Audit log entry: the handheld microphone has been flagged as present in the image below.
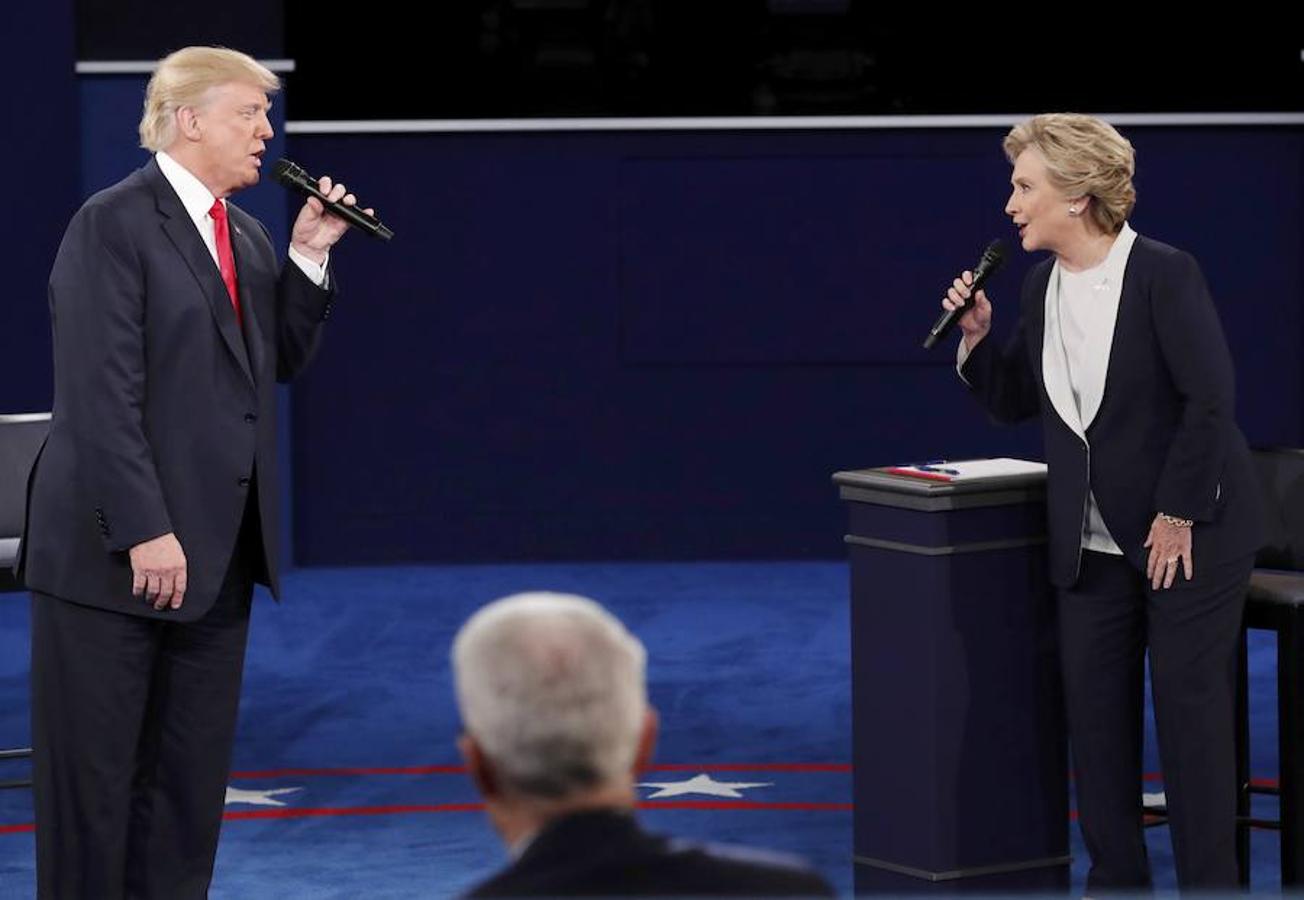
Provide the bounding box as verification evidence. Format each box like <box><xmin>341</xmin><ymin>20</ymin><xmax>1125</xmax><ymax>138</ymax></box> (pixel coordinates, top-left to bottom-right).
<box><xmin>271</xmin><ymin>158</ymin><xmax>394</xmax><ymax>241</ymax></box>
<box><xmin>922</xmin><ymin>240</ymin><xmax>1006</xmax><ymax>349</ymax></box>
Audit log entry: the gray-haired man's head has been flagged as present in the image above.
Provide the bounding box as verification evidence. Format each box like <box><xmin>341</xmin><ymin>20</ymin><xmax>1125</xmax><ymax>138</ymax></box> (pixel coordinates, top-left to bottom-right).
<box><xmin>452</xmin><ymin>592</ymin><xmax>651</xmax><ymax>803</ymax></box>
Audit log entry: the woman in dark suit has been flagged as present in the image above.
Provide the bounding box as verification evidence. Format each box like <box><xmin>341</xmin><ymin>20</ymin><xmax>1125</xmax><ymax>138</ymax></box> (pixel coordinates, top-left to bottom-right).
<box><xmin>942</xmin><ymin>113</ymin><xmax>1262</xmax><ymax>892</ymax></box>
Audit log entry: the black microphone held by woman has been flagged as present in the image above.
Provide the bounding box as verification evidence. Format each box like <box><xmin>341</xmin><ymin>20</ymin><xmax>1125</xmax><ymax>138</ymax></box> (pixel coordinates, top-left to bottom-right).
<box><xmin>272</xmin><ymin>158</ymin><xmax>394</xmax><ymax>241</ymax></box>
<box><xmin>922</xmin><ymin>240</ymin><xmax>1005</xmax><ymax>349</ymax></box>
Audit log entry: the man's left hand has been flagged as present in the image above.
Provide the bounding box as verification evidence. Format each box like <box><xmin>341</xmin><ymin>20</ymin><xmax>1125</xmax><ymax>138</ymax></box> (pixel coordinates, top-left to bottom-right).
<box><xmin>289</xmin><ymin>175</ymin><xmax>375</xmax><ymax>264</ymax></box>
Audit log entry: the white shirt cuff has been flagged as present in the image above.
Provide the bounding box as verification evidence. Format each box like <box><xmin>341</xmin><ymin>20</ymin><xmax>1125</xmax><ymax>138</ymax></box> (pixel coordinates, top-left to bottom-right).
<box><xmin>288</xmin><ymin>247</ymin><xmax>330</xmax><ymax>288</ymax></box>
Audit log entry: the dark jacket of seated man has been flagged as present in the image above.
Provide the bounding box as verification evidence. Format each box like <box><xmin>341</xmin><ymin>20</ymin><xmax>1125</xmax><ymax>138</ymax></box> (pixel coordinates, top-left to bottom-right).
<box><xmin>466</xmin><ymin>808</ymin><xmax>833</xmax><ymax>897</ymax></box>
<box><xmin>452</xmin><ymin>592</ymin><xmax>834</xmax><ymax>899</ymax></box>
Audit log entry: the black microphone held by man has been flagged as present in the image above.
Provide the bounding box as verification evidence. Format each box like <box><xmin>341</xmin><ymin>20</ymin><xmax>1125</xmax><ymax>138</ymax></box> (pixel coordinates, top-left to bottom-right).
<box><xmin>272</xmin><ymin>157</ymin><xmax>395</xmax><ymax>241</ymax></box>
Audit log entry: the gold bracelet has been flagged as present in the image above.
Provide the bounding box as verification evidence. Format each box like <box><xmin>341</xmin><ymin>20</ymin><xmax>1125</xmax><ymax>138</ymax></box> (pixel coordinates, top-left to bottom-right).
<box><xmin>1158</xmin><ymin>513</ymin><xmax>1193</xmax><ymax>528</ymax></box>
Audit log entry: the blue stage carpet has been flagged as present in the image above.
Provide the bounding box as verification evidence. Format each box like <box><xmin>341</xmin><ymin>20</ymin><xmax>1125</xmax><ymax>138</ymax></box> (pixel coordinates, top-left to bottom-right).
<box><xmin>0</xmin><ymin>562</ymin><xmax>1285</xmax><ymax>896</ymax></box>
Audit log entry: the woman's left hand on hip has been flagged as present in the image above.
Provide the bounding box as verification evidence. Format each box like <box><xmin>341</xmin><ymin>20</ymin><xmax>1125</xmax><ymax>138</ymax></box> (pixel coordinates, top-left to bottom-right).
<box><xmin>1144</xmin><ymin>515</ymin><xmax>1194</xmax><ymax>590</ymax></box>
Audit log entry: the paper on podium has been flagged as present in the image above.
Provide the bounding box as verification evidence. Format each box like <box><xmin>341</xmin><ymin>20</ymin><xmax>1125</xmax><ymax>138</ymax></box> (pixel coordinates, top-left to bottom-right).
<box><xmin>882</xmin><ymin>457</ymin><xmax>1047</xmax><ymax>483</ymax></box>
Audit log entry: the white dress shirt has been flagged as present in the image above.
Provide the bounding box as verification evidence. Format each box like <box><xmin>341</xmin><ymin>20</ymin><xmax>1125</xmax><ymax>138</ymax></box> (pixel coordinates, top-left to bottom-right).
<box><xmin>155</xmin><ymin>150</ymin><xmax>328</xmax><ymax>287</ymax></box>
<box><xmin>1045</xmin><ymin>224</ymin><xmax>1137</xmax><ymax>553</ymax></box>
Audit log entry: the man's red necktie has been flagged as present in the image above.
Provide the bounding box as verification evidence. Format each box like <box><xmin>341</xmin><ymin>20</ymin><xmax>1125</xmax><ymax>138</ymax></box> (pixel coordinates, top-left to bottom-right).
<box><xmin>208</xmin><ymin>199</ymin><xmax>241</xmax><ymax>325</ymax></box>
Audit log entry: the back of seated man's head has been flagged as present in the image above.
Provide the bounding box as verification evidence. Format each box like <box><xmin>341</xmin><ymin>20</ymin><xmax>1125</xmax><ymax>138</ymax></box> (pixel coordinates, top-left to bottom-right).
<box><xmin>452</xmin><ymin>592</ymin><xmax>654</xmax><ymax>826</ymax></box>
<box><xmin>452</xmin><ymin>593</ymin><xmax>834</xmax><ymax>898</ymax></box>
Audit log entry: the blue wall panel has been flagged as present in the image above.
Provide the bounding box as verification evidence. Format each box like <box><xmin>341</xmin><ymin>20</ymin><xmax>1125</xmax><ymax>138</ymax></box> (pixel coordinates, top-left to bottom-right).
<box><xmin>0</xmin><ymin>1</ymin><xmax>78</xmax><ymax>414</ymax></box>
<box><xmin>287</xmin><ymin>127</ymin><xmax>1301</xmax><ymax>563</ymax></box>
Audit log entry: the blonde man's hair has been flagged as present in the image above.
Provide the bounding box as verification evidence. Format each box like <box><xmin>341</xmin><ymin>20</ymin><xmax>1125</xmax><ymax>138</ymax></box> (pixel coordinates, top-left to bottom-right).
<box><xmin>139</xmin><ymin>46</ymin><xmax>279</xmax><ymax>152</ymax></box>
<box><xmin>1003</xmin><ymin>113</ymin><xmax>1136</xmax><ymax>234</ymax></box>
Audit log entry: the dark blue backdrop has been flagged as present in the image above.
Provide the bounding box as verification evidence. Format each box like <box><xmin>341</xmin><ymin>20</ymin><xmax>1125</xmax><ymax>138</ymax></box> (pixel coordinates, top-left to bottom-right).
<box><xmin>1</xmin><ymin>1</ymin><xmax>78</xmax><ymax>415</ymax></box>
<box><xmin>286</xmin><ymin>127</ymin><xmax>1302</xmax><ymax>562</ymax></box>
<box><xmin>4</xmin><ymin>4</ymin><xmax>1300</xmax><ymax>563</ymax></box>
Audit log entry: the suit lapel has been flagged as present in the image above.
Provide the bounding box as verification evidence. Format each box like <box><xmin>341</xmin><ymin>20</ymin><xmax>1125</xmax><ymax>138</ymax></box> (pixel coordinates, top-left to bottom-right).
<box><xmin>1019</xmin><ymin>261</ymin><xmax>1081</xmax><ymax>434</ymax></box>
<box><xmin>146</xmin><ymin>161</ymin><xmax>255</xmax><ymax>387</ymax></box>
<box><xmin>1040</xmin><ymin>264</ymin><xmax>1086</xmax><ymax>439</ymax></box>
<box><xmin>1092</xmin><ymin>237</ymin><xmax>1144</xmax><ymax>430</ymax></box>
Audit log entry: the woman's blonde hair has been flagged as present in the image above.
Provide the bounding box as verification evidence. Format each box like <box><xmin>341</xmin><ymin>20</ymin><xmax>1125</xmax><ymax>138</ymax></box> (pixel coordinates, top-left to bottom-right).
<box><xmin>1004</xmin><ymin>113</ymin><xmax>1136</xmax><ymax>234</ymax></box>
<box><xmin>139</xmin><ymin>46</ymin><xmax>279</xmax><ymax>152</ymax></box>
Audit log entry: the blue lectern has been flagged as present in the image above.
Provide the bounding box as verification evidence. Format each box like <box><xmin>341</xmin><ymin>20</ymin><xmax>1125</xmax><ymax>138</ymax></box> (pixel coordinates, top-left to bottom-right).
<box><xmin>832</xmin><ymin>465</ymin><xmax>1069</xmax><ymax>893</ymax></box>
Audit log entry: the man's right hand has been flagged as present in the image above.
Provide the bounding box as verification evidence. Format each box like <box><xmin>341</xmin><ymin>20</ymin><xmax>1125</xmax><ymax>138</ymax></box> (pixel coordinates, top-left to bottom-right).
<box><xmin>942</xmin><ymin>270</ymin><xmax>993</xmax><ymax>350</ymax></box>
<box><xmin>129</xmin><ymin>532</ymin><xmax>187</xmax><ymax>611</ymax></box>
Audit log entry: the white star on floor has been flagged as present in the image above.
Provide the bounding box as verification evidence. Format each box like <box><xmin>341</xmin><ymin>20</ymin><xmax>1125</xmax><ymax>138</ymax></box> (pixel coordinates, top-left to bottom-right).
<box><xmin>638</xmin><ymin>773</ymin><xmax>773</xmax><ymax>799</ymax></box>
<box><xmin>224</xmin><ymin>786</ymin><xmax>303</xmax><ymax>807</ymax></box>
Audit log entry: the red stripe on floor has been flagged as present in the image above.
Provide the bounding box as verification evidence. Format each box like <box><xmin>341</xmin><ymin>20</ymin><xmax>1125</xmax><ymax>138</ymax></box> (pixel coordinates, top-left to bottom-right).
<box><xmin>4</xmin><ymin>769</ymin><xmax>1285</xmax><ymax>833</ymax></box>
<box><xmin>229</xmin><ymin>762</ymin><xmax>852</xmax><ymax>779</ymax></box>
<box><xmin>641</xmin><ymin>801</ymin><xmax>853</xmax><ymax>811</ymax></box>
<box><xmin>224</xmin><ymin>803</ymin><xmax>484</xmax><ymax>820</ymax></box>
<box><xmin>222</xmin><ymin>800</ymin><xmax>852</xmax><ymax>821</ymax></box>
<box><xmin>230</xmin><ymin>765</ymin><xmax>467</xmax><ymax>778</ymax></box>
<box><xmin>230</xmin><ymin>765</ymin><xmax>1280</xmax><ymax>783</ymax></box>
<box><xmin>646</xmin><ymin>763</ymin><xmax>851</xmax><ymax>773</ymax></box>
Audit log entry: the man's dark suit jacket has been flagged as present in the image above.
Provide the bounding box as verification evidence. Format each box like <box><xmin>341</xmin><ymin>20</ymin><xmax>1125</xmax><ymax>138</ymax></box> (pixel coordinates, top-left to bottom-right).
<box><xmin>466</xmin><ymin>809</ymin><xmax>834</xmax><ymax>897</ymax></box>
<box><xmin>19</xmin><ymin>156</ymin><xmax>335</xmax><ymax>620</ymax></box>
<box><xmin>961</xmin><ymin>235</ymin><xmax>1262</xmax><ymax>587</ymax></box>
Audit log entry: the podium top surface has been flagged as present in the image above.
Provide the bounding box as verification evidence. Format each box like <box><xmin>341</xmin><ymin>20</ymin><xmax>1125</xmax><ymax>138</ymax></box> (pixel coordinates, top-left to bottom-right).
<box><xmin>832</xmin><ymin>460</ymin><xmax>1047</xmax><ymax>511</ymax></box>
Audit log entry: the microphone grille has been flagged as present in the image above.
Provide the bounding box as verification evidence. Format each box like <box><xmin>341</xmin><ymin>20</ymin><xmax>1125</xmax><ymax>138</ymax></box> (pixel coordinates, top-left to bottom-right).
<box><xmin>270</xmin><ymin>158</ymin><xmax>302</xmax><ymax>186</ymax></box>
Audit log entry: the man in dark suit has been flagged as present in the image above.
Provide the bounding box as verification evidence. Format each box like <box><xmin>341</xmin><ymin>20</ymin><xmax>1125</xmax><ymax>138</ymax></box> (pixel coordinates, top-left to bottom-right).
<box><xmin>451</xmin><ymin>592</ymin><xmax>834</xmax><ymax>897</ymax></box>
<box><xmin>18</xmin><ymin>46</ymin><xmax>368</xmax><ymax>898</ymax></box>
